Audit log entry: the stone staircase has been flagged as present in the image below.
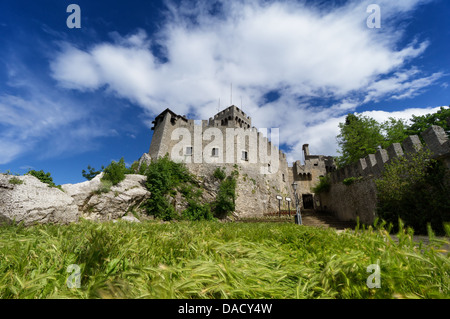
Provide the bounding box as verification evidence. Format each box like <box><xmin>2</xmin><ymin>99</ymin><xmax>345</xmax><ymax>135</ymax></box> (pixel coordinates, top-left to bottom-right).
<box><xmin>238</xmin><ymin>209</ymin><xmax>356</xmax><ymax>230</ymax></box>
<box><xmin>300</xmin><ymin>209</ymin><xmax>356</xmax><ymax>230</ymax></box>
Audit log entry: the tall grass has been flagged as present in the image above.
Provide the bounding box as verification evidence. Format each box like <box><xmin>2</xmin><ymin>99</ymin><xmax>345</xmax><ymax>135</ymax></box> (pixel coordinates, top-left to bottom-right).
<box><xmin>0</xmin><ymin>220</ymin><xmax>448</xmax><ymax>299</ymax></box>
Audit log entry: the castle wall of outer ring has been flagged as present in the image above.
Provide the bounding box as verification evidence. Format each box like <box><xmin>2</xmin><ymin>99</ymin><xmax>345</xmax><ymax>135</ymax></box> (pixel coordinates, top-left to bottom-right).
<box><xmin>318</xmin><ymin>125</ymin><xmax>450</xmax><ymax>225</ymax></box>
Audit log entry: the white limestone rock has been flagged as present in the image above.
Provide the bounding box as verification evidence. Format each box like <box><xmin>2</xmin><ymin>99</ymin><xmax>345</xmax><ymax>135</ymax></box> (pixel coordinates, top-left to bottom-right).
<box><xmin>63</xmin><ymin>174</ymin><xmax>151</xmax><ymax>221</ymax></box>
<box><xmin>0</xmin><ymin>174</ymin><xmax>79</xmax><ymax>226</ymax></box>
<box><xmin>62</xmin><ymin>172</ymin><xmax>104</xmax><ymax>208</ymax></box>
<box><xmin>121</xmin><ymin>215</ymin><xmax>141</xmax><ymax>223</ymax></box>
<box><xmin>137</xmin><ymin>153</ymin><xmax>152</xmax><ymax>171</ymax></box>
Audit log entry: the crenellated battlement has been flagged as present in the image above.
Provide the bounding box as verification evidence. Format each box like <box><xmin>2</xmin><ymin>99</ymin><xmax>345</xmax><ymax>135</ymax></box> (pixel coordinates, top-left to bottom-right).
<box><xmin>328</xmin><ymin>125</ymin><xmax>450</xmax><ymax>184</ymax></box>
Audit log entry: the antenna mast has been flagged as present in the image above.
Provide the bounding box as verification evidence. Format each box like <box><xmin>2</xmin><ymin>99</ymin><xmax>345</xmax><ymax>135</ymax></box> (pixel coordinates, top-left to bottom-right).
<box><xmin>230</xmin><ymin>83</ymin><xmax>232</xmax><ymax>105</ymax></box>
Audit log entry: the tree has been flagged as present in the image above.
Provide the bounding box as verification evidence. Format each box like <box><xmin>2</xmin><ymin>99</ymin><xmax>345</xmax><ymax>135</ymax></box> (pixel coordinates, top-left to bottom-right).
<box><xmin>336</xmin><ymin>114</ymin><xmax>384</xmax><ymax>167</ymax></box>
<box><xmin>406</xmin><ymin>106</ymin><xmax>450</xmax><ymax>138</ymax></box>
<box><xmin>82</xmin><ymin>165</ymin><xmax>104</xmax><ymax>181</ymax></box>
<box><xmin>381</xmin><ymin>117</ymin><xmax>409</xmax><ymax>147</ymax></box>
<box><xmin>336</xmin><ymin>114</ymin><xmax>409</xmax><ymax>167</ymax></box>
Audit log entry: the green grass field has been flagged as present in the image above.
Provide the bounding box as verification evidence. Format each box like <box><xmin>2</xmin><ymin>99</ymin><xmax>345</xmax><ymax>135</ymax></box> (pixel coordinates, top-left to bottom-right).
<box><xmin>0</xmin><ymin>219</ymin><xmax>448</xmax><ymax>299</ymax></box>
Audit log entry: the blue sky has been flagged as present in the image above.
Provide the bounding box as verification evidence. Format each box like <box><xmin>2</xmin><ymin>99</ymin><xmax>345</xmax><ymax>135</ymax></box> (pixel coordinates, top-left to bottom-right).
<box><xmin>0</xmin><ymin>0</ymin><xmax>449</xmax><ymax>185</ymax></box>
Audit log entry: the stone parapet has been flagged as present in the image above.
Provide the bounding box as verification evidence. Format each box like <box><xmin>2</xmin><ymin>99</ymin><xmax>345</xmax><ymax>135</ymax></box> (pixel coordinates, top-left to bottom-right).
<box><xmin>328</xmin><ymin>125</ymin><xmax>450</xmax><ymax>183</ymax></box>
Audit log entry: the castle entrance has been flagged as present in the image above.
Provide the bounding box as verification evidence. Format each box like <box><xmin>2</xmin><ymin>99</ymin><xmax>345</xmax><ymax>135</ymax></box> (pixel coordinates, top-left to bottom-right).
<box><xmin>302</xmin><ymin>194</ymin><xmax>314</xmax><ymax>210</ymax></box>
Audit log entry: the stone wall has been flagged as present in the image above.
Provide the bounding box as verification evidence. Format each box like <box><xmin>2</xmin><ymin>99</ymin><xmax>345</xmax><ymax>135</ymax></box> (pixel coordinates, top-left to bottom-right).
<box><xmin>319</xmin><ymin>125</ymin><xmax>450</xmax><ymax>225</ymax></box>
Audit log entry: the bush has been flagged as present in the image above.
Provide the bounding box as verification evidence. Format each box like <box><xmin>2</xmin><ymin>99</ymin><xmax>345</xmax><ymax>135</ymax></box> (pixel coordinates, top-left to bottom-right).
<box><xmin>27</xmin><ymin>170</ymin><xmax>56</xmax><ymax>188</ymax></box>
<box><xmin>311</xmin><ymin>175</ymin><xmax>331</xmax><ymax>193</ymax></box>
<box><xmin>213</xmin><ymin>167</ymin><xmax>226</xmax><ymax>181</ymax></box>
<box><xmin>212</xmin><ymin>170</ymin><xmax>238</xmax><ymax>218</ymax></box>
<box><xmin>82</xmin><ymin>165</ymin><xmax>104</xmax><ymax>181</ymax></box>
<box><xmin>8</xmin><ymin>177</ymin><xmax>23</xmax><ymax>185</ymax></box>
<box><xmin>102</xmin><ymin>158</ymin><xmax>129</xmax><ymax>186</ymax></box>
<box><xmin>375</xmin><ymin>149</ymin><xmax>450</xmax><ymax>235</ymax></box>
<box><xmin>342</xmin><ymin>176</ymin><xmax>362</xmax><ymax>186</ymax></box>
<box><xmin>95</xmin><ymin>179</ymin><xmax>113</xmax><ymax>194</ymax></box>
<box><xmin>182</xmin><ymin>201</ymin><xmax>213</xmax><ymax>221</ymax></box>
<box><xmin>144</xmin><ymin>155</ymin><xmax>197</xmax><ymax>220</ymax></box>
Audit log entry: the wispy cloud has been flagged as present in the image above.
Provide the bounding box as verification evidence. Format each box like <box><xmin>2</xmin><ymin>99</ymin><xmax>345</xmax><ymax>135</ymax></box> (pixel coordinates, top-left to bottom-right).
<box><xmin>48</xmin><ymin>0</ymin><xmax>443</xmax><ymax>162</ymax></box>
<box><xmin>0</xmin><ymin>0</ymin><xmax>443</xmax><ymax>166</ymax></box>
<box><xmin>0</xmin><ymin>61</ymin><xmax>118</xmax><ymax>164</ymax></box>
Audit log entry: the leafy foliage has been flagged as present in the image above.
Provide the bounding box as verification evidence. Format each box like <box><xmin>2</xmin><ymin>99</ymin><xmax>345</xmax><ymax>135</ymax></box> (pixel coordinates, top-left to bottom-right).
<box><xmin>27</xmin><ymin>170</ymin><xmax>57</xmax><ymax>188</ymax></box>
<box><xmin>311</xmin><ymin>175</ymin><xmax>331</xmax><ymax>193</ymax></box>
<box><xmin>336</xmin><ymin>107</ymin><xmax>450</xmax><ymax>167</ymax></box>
<box><xmin>182</xmin><ymin>200</ymin><xmax>213</xmax><ymax>221</ymax></box>
<box><xmin>101</xmin><ymin>158</ymin><xmax>130</xmax><ymax>186</ymax></box>
<box><xmin>212</xmin><ymin>169</ymin><xmax>238</xmax><ymax>218</ymax></box>
<box><xmin>144</xmin><ymin>155</ymin><xmax>211</xmax><ymax>221</ymax></box>
<box><xmin>342</xmin><ymin>176</ymin><xmax>363</xmax><ymax>186</ymax></box>
<box><xmin>8</xmin><ymin>177</ymin><xmax>23</xmax><ymax>185</ymax></box>
<box><xmin>213</xmin><ymin>167</ymin><xmax>226</xmax><ymax>181</ymax></box>
<box><xmin>336</xmin><ymin>114</ymin><xmax>408</xmax><ymax>167</ymax></box>
<box><xmin>82</xmin><ymin>165</ymin><xmax>104</xmax><ymax>181</ymax></box>
<box><xmin>375</xmin><ymin>149</ymin><xmax>450</xmax><ymax>235</ymax></box>
<box><xmin>406</xmin><ymin>106</ymin><xmax>450</xmax><ymax>138</ymax></box>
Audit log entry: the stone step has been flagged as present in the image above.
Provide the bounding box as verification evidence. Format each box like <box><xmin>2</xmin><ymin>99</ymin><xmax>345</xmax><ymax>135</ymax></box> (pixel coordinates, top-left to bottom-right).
<box><xmin>239</xmin><ymin>210</ymin><xmax>356</xmax><ymax>230</ymax></box>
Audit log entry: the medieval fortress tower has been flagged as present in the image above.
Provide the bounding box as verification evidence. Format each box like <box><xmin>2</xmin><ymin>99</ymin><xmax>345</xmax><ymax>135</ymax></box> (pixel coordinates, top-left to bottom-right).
<box><xmin>148</xmin><ymin>105</ymin><xmax>335</xmax><ymax>216</ymax></box>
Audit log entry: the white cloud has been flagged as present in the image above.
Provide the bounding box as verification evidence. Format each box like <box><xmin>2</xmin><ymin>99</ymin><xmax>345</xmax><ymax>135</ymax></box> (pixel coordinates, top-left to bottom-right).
<box><xmin>47</xmin><ymin>0</ymin><xmax>444</xmax><ymax>164</ymax></box>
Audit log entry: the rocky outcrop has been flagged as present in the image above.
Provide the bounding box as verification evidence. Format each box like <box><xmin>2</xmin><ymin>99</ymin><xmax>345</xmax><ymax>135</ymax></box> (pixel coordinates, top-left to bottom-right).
<box><xmin>187</xmin><ymin>164</ymin><xmax>290</xmax><ymax>219</ymax></box>
<box><xmin>137</xmin><ymin>153</ymin><xmax>152</xmax><ymax>171</ymax></box>
<box><xmin>0</xmin><ymin>174</ymin><xmax>79</xmax><ymax>226</ymax></box>
<box><xmin>62</xmin><ymin>174</ymin><xmax>150</xmax><ymax>221</ymax></box>
<box><xmin>61</xmin><ymin>172</ymin><xmax>105</xmax><ymax>208</ymax></box>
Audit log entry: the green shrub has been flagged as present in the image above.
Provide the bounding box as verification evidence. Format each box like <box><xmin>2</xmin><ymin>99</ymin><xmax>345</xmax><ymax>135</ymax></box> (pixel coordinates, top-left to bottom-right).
<box><xmin>102</xmin><ymin>158</ymin><xmax>129</xmax><ymax>186</ymax></box>
<box><xmin>27</xmin><ymin>170</ymin><xmax>57</xmax><ymax>188</ymax></box>
<box><xmin>311</xmin><ymin>175</ymin><xmax>331</xmax><ymax>193</ymax></box>
<box><xmin>375</xmin><ymin>149</ymin><xmax>450</xmax><ymax>235</ymax></box>
<box><xmin>213</xmin><ymin>167</ymin><xmax>226</xmax><ymax>181</ymax></box>
<box><xmin>182</xmin><ymin>201</ymin><xmax>213</xmax><ymax>221</ymax></box>
<box><xmin>95</xmin><ymin>179</ymin><xmax>113</xmax><ymax>194</ymax></box>
<box><xmin>82</xmin><ymin>165</ymin><xmax>104</xmax><ymax>181</ymax></box>
<box><xmin>212</xmin><ymin>170</ymin><xmax>238</xmax><ymax>218</ymax></box>
<box><xmin>8</xmin><ymin>177</ymin><xmax>23</xmax><ymax>185</ymax></box>
<box><xmin>144</xmin><ymin>155</ymin><xmax>197</xmax><ymax>220</ymax></box>
<box><xmin>342</xmin><ymin>176</ymin><xmax>362</xmax><ymax>186</ymax></box>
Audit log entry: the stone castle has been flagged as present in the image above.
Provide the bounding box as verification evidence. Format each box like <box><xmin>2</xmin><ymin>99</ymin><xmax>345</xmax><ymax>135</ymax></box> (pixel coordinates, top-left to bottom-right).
<box><xmin>148</xmin><ymin>105</ymin><xmax>335</xmax><ymax>216</ymax></box>
<box><xmin>147</xmin><ymin>106</ymin><xmax>450</xmax><ymax>222</ymax></box>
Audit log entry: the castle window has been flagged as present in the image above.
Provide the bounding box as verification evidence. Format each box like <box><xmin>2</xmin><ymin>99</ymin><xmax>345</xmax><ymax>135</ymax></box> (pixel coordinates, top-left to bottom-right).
<box><xmin>241</xmin><ymin>151</ymin><xmax>248</xmax><ymax>161</ymax></box>
<box><xmin>212</xmin><ymin>148</ymin><xmax>219</xmax><ymax>157</ymax></box>
<box><xmin>185</xmin><ymin>147</ymin><xmax>193</xmax><ymax>156</ymax></box>
<box><xmin>282</xmin><ymin>174</ymin><xmax>285</xmax><ymax>182</ymax></box>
